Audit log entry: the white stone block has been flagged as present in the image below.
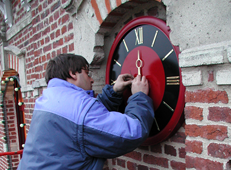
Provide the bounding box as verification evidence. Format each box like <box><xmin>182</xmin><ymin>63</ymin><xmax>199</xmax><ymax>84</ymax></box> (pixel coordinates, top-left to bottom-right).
<box><xmin>216</xmin><ymin>69</ymin><xmax>231</xmax><ymax>85</ymax></box>
<box><xmin>182</xmin><ymin>70</ymin><xmax>202</xmax><ymax>86</ymax></box>
<box><xmin>227</xmin><ymin>45</ymin><xmax>231</xmax><ymax>63</ymax></box>
<box><xmin>33</xmin><ymin>89</ymin><xmax>39</xmax><ymax>97</ymax></box>
<box><xmin>179</xmin><ymin>47</ymin><xmax>224</xmax><ymax>67</ymax></box>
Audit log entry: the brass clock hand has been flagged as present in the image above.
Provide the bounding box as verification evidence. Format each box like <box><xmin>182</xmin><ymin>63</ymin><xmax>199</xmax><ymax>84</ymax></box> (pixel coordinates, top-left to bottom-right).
<box><xmin>135</xmin><ymin>50</ymin><xmax>160</xmax><ymax>131</ymax></box>
<box><xmin>136</xmin><ymin>50</ymin><xmax>143</xmax><ymax>75</ymax></box>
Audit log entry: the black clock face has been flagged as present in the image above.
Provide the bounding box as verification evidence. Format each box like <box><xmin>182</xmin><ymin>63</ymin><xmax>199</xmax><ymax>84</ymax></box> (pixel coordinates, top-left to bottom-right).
<box><xmin>106</xmin><ymin>17</ymin><xmax>185</xmax><ymax>145</ymax></box>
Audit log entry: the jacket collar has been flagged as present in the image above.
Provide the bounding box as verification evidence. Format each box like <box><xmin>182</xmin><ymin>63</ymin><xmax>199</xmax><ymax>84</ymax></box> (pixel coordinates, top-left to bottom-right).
<box><xmin>48</xmin><ymin>78</ymin><xmax>95</xmax><ymax>97</ymax></box>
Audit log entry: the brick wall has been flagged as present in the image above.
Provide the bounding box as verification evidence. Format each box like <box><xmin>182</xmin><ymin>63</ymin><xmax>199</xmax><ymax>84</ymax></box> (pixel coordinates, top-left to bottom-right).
<box><xmin>180</xmin><ymin>42</ymin><xmax>231</xmax><ymax>170</ymax></box>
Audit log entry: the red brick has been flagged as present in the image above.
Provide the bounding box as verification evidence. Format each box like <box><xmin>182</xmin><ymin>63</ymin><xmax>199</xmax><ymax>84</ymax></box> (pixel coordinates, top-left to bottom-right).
<box><xmin>68</xmin><ymin>22</ymin><xmax>73</xmax><ymax>30</ymax></box>
<box><xmin>185</xmin><ymin>106</ymin><xmax>203</xmax><ymax>121</ymax></box>
<box><xmin>43</xmin><ymin>44</ymin><xmax>52</xmax><ymax>53</ymax></box>
<box><xmin>137</xmin><ymin>164</ymin><xmax>148</xmax><ymax>170</ymax></box>
<box><xmin>56</xmin><ymin>29</ymin><xmax>60</xmax><ymax>38</ymax></box>
<box><xmin>112</xmin><ymin>158</ymin><xmax>116</xmax><ymax>165</ymax></box>
<box><xmin>186</xmin><ymin>156</ymin><xmax>223</xmax><ymax>170</ymax></box>
<box><xmin>62</xmin><ymin>14</ymin><xmax>70</xmax><ymax>24</ymax></box>
<box><xmin>170</xmin><ymin>161</ymin><xmax>186</xmax><ymax>170</ymax></box>
<box><xmin>208</xmin><ymin>107</ymin><xmax>231</xmax><ymax>123</ymax></box>
<box><xmin>124</xmin><ymin>151</ymin><xmax>141</xmax><ymax>161</ymax></box>
<box><xmin>69</xmin><ymin>43</ymin><xmax>74</xmax><ymax>52</ymax></box>
<box><xmin>150</xmin><ymin>168</ymin><xmax>159</xmax><ymax>170</ymax></box>
<box><xmin>54</xmin><ymin>10</ymin><xmax>59</xmax><ymax>20</ymax></box>
<box><xmin>50</xmin><ymin>32</ymin><xmax>55</xmax><ymax>40</ymax></box>
<box><xmin>53</xmin><ymin>39</ymin><xmax>63</xmax><ymax>49</ymax></box>
<box><xmin>57</xmin><ymin>49</ymin><xmax>61</xmax><ymax>55</ymax></box>
<box><xmin>127</xmin><ymin>161</ymin><xmax>136</xmax><ymax>170</ymax></box>
<box><xmin>150</xmin><ymin>143</ymin><xmax>162</xmax><ymax>153</ymax></box>
<box><xmin>170</xmin><ymin>132</ymin><xmax>186</xmax><ymax>143</ymax></box>
<box><xmin>51</xmin><ymin>22</ymin><xmax>57</xmax><ymax>31</ymax></box>
<box><xmin>40</xmin><ymin>39</ymin><xmax>44</xmax><ymax>46</ymax></box>
<box><xmin>62</xmin><ymin>46</ymin><xmax>67</xmax><ymax>53</ymax></box>
<box><xmin>64</xmin><ymin>33</ymin><xmax>74</xmax><ymax>42</ymax></box>
<box><xmin>61</xmin><ymin>25</ymin><xmax>67</xmax><ymax>34</ymax></box>
<box><xmin>143</xmin><ymin>154</ymin><xmax>168</xmax><ymax>168</ymax></box>
<box><xmin>38</xmin><ymin>4</ymin><xmax>42</xmax><ymax>12</ymax></box>
<box><xmin>51</xmin><ymin>1</ymin><xmax>60</xmax><ymax>12</ymax></box>
<box><xmin>208</xmin><ymin>143</ymin><xmax>231</xmax><ymax>159</ymax></box>
<box><xmin>185</xmin><ymin>124</ymin><xmax>227</xmax><ymax>141</ymax></box>
<box><xmin>117</xmin><ymin>158</ymin><xmax>125</xmax><ymax>168</ymax></box>
<box><xmin>49</xmin><ymin>15</ymin><xmax>53</xmax><ymax>23</ymax></box>
<box><xmin>179</xmin><ymin>147</ymin><xmax>186</xmax><ymax>158</ymax></box>
<box><xmin>164</xmin><ymin>144</ymin><xmax>176</xmax><ymax>156</ymax></box>
<box><xmin>185</xmin><ymin>89</ymin><xmax>228</xmax><ymax>104</ymax></box>
<box><xmin>208</xmin><ymin>70</ymin><xmax>214</xmax><ymax>82</ymax></box>
<box><xmin>34</xmin><ymin>49</ymin><xmax>41</xmax><ymax>57</ymax></box>
<box><xmin>43</xmin><ymin>26</ymin><xmax>50</xmax><ymax>36</ymax></box>
<box><xmin>32</xmin><ymin>15</ymin><xmax>40</xmax><ymax>25</ymax></box>
<box><xmin>45</xmin><ymin>36</ymin><xmax>50</xmax><ymax>43</ymax></box>
<box><xmin>33</xmin><ymin>32</ymin><xmax>41</xmax><ymax>41</ymax></box>
<box><xmin>185</xmin><ymin>140</ymin><xmax>203</xmax><ymax>154</ymax></box>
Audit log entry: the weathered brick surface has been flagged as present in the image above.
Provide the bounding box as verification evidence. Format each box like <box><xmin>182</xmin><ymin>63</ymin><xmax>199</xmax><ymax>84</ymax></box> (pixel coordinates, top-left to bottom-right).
<box><xmin>185</xmin><ymin>124</ymin><xmax>228</xmax><ymax>141</ymax></box>
<box><xmin>164</xmin><ymin>144</ymin><xmax>176</xmax><ymax>156</ymax></box>
<box><xmin>208</xmin><ymin>107</ymin><xmax>231</xmax><ymax>123</ymax></box>
<box><xmin>185</xmin><ymin>140</ymin><xmax>203</xmax><ymax>154</ymax></box>
<box><xmin>170</xmin><ymin>161</ymin><xmax>186</xmax><ymax>170</ymax></box>
<box><xmin>208</xmin><ymin>143</ymin><xmax>231</xmax><ymax>159</ymax></box>
<box><xmin>143</xmin><ymin>154</ymin><xmax>168</xmax><ymax>168</ymax></box>
<box><xmin>185</xmin><ymin>88</ymin><xmax>228</xmax><ymax>103</ymax></box>
<box><xmin>186</xmin><ymin>156</ymin><xmax>223</xmax><ymax>170</ymax></box>
<box><xmin>185</xmin><ymin>106</ymin><xmax>203</xmax><ymax>121</ymax></box>
<box><xmin>124</xmin><ymin>151</ymin><xmax>142</xmax><ymax>161</ymax></box>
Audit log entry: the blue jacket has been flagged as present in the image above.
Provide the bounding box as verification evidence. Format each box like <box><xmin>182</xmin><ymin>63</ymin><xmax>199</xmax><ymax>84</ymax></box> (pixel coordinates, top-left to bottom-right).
<box><xmin>17</xmin><ymin>78</ymin><xmax>154</xmax><ymax>170</ymax></box>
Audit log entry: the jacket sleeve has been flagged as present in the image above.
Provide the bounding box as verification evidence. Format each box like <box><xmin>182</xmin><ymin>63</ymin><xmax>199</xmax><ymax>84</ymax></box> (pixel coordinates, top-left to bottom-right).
<box><xmin>82</xmin><ymin>91</ymin><xmax>154</xmax><ymax>159</ymax></box>
<box><xmin>96</xmin><ymin>85</ymin><xmax>123</xmax><ymax>111</ymax></box>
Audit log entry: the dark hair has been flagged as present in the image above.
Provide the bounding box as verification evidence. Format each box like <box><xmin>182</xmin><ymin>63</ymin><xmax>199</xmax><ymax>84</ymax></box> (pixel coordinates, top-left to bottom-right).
<box><xmin>45</xmin><ymin>53</ymin><xmax>89</xmax><ymax>84</ymax></box>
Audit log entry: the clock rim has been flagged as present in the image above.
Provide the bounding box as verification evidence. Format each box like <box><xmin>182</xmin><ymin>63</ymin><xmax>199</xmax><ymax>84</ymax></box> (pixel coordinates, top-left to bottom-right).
<box><xmin>105</xmin><ymin>16</ymin><xmax>185</xmax><ymax>146</ymax></box>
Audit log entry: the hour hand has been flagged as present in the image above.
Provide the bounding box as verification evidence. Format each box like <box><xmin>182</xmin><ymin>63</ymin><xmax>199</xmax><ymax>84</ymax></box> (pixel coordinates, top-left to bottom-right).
<box><xmin>136</xmin><ymin>50</ymin><xmax>142</xmax><ymax>76</ymax></box>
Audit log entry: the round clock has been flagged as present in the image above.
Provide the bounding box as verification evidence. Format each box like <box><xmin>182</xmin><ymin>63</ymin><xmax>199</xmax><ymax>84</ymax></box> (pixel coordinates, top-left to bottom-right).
<box><xmin>105</xmin><ymin>16</ymin><xmax>185</xmax><ymax>145</ymax></box>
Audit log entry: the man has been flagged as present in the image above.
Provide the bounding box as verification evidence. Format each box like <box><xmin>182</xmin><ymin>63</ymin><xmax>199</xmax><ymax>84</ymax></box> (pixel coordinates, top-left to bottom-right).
<box><xmin>17</xmin><ymin>54</ymin><xmax>154</xmax><ymax>170</ymax></box>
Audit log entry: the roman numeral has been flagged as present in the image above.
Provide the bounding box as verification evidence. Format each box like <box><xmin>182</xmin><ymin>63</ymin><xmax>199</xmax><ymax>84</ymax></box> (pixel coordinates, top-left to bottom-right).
<box><xmin>135</xmin><ymin>27</ymin><xmax>143</xmax><ymax>45</ymax></box>
<box><xmin>166</xmin><ymin>76</ymin><xmax>180</xmax><ymax>85</ymax></box>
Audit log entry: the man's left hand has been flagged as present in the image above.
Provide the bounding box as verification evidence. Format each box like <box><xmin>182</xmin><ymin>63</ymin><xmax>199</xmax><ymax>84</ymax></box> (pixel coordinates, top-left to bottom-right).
<box><xmin>113</xmin><ymin>74</ymin><xmax>134</xmax><ymax>94</ymax></box>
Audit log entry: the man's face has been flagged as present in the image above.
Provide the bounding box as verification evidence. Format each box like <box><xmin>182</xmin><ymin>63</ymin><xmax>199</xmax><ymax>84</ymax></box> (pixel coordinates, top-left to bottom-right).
<box><xmin>76</xmin><ymin>69</ymin><xmax>94</xmax><ymax>90</ymax></box>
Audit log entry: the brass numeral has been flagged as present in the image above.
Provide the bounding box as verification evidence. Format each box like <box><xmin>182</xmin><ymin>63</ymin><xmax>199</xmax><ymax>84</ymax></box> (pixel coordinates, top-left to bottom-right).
<box><xmin>162</xmin><ymin>49</ymin><xmax>174</xmax><ymax>61</ymax></box>
<box><xmin>123</xmin><ymin>39</ymin><xmax>129</xmax><ymax>52</ymax></box>
<box><xmin>166</xmin><ymin>76</ymin><xmax>180</xmax><ymax>85</ymax></box>
<box><xmin>151</xmin><ymin>30</ymin><xmax>158</xmax><ymax>47</ymax></box>
<box><xmin>114</xmin><ymin>59</ymin><xmax>121</xmax><ymax>67</ymax></box>
<box><xmin>163</xmin><ymin>101</ymin><xmax>174</xmax><ymax>112</ymax></box>
<box><xmin>135</xmin><ymin>27</ymin><xmax>143</xmax><ymax>45</ymax></box>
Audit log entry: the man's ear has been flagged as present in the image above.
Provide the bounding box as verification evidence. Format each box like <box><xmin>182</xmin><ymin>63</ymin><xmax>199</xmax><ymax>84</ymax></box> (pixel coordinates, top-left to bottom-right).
<box><xmin>69</xmin><ymin>70</ymin><xmax>77</xmax><ymax>80</ymax></box>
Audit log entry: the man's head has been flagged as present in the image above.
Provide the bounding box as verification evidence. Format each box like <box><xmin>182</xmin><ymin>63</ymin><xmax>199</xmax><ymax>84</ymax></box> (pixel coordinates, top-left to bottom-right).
<box><xmin>45</xmin><ymin>54</ymin><xmax>94</xmax><ymax>90</ymax></box>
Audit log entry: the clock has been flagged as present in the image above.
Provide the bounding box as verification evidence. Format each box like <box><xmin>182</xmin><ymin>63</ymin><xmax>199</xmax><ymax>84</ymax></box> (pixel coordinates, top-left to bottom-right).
<box><xmin>105</xmin><ymin>16</ymin><xmax>185</xmax><ymax>145</ymax></box>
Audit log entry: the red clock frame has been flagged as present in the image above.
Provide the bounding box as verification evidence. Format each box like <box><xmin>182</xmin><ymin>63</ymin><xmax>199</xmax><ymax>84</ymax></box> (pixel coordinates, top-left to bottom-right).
<box><xmin>105</xmin><ymin>16</ymin><xmax>185</xmax><ymax>145</ymax></box>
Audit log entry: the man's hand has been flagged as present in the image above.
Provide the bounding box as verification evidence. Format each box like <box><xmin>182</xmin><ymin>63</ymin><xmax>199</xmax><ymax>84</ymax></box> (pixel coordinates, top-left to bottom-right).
<box><xmin>113</xmin><ymin>74</ymin><xmax>133</xmax><ymax>94</ymax></box>
<box><xmin>131</xmin><ymin>75</ymin><xmax>149</xmax><ymax>95</ymax></box>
